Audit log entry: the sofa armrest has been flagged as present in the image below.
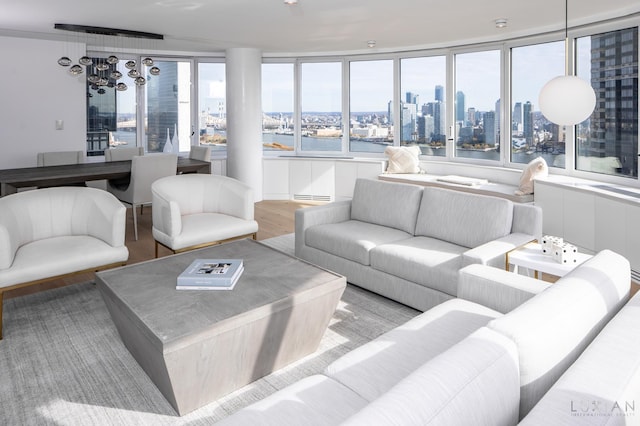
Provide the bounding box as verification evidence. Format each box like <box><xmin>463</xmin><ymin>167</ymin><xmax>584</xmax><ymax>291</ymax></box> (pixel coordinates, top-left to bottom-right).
<box><xmin>86</xmin><ymin>191</ymin><xmax>127</xmax><ymax>248</ymax></box>
<box><xmin>295</xmin><ymin>200</ymin><xmax>351</xmax><ymax>255</ymax></box>
<box><xmin>458</xmin><ymin>264</ymin><xmax>550</xmax><ymax>313</ymax></box>
<box><xmin>463</xmin><ymin>233</ymin><xmax>536</xmax><ymax>268</ymax></box>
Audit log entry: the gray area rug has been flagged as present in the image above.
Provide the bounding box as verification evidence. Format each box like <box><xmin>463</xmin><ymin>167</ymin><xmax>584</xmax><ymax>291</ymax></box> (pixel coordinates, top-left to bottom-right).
<box><xmin>0</xmin><ymin>234</ymin><xmax>418</xmax><ymax>425</ymax></box>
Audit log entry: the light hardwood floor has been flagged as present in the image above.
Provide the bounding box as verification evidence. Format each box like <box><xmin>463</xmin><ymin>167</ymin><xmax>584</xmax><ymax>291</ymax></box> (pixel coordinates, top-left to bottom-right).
<box><xmin>5</xmin><ymin>200</ymin><xmax>323</xmax><ymax>300</ymax></box>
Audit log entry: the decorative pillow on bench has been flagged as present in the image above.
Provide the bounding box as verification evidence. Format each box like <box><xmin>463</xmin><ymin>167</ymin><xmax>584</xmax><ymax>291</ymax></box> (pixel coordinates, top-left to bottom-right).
<box><xmin>384</xmin><ymin>146</ymin><xmax>422</xmax><ymax>174</ymax></box>
<box><xmin>516</xmin><ymin>157</ymin><xmax>548</xmax><ymax>195</ymax></box>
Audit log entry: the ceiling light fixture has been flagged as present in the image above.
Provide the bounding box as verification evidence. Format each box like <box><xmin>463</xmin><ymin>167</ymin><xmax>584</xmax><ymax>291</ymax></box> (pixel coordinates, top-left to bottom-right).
<box><xmin>538</xmin><ymin>0</ymin><xmax>596</xmax><ymax>125</ymax></box>
<box><xmin>367</xmin><ymin>40</ymin><xmax>376</xmax><ymax>48</ymax></box>
<box><xmin>495</xmin><ymin>18</ymin><xmax>507</xmax><ymax>29</ymax></box>
<box><xmin>55</xmin><ymin>23</ymin><xmax>163</xmax><ymax>92</ymax></box>
<box><xmin>284</xmin><ymin>0</ymin><xmax>298</xmax><ymax>4</ymax></box>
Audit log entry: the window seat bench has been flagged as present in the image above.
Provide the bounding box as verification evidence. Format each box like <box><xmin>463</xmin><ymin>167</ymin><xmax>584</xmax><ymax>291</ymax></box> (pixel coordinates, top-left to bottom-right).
<box><xmin>378</xmin><ymin>173</ymin><xmax>533</xmax><ymax>203</ymax></box>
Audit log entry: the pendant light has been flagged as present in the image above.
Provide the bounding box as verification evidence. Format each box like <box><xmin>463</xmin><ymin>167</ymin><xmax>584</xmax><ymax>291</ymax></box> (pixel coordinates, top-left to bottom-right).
<box><xmin>538</xmin><ymin>0</ymin><xmax>596</xmax><ymax>126</ymax></box>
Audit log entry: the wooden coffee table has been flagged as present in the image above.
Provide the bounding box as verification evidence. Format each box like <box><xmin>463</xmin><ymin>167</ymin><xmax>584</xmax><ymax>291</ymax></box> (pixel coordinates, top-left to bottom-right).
<box><xmin>96</xmin><ymin>239</ymin><xmax>346</xmax><ymax>416</ymax></box>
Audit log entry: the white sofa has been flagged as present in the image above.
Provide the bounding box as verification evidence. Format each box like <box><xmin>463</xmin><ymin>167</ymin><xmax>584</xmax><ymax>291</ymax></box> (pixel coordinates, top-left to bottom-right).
<box><xmin>0</xmin><ymin>187</ymin><xmax>129</xmax><ymax>339</ymax></box>
<box><xmin>218</xmin><ymin>249</ymin><xmax>632</xmax><ymax>425</ymax></box>
<box><xmin>151</xmin><ymin>174</ymin><xmax>259</xmax><ymax>256</ymax></box>
<box><xmin>295</xmin><ymin>178</ymin><xmax>542</xmax><ymax>312</ymax></box>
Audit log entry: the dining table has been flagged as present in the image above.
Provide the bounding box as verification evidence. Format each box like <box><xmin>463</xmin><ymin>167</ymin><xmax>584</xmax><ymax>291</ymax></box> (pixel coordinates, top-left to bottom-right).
<box><xmin>0</xmin><ymin>156</ymin><xmax>211</xmax><ymax>197</ymax></box>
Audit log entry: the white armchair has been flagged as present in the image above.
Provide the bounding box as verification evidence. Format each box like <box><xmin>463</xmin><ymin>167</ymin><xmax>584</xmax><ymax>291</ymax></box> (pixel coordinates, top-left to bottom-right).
<box><xmin>152</xmin><ymin>174</ymin><xmax>258</xmax><ymax>257</ymax></box>
<box><xmin>0</xmin><ymin>187</ymin><xmax>129</xmax><ymax>339</ymax></box>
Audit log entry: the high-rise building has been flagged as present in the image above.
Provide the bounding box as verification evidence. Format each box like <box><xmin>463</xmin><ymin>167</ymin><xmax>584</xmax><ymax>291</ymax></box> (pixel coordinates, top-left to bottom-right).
<box><xmin>523</xmin><ymin>101</ymin><xmax>533</xmax><ymax>145</ymax></box>
<box><xmin>584</xmin><ymin>28</ymin><xmax>638</xmax><ymax>177</ymax></box>
<box><xmin>483</xmin><ymin>111</ymin><xmax>496</xmax><ymax>146</ymax></box>
<box><xmin>455</xmin><ymin>91</ymin><xmax>465</xmax><ymax>123</ymax></box>
<box><xmin>513</xmin><ymin>102</ymin><xmax>523</xmax><ymax>131</ymax></box>
<box><xmin>467</xmin><ymin>107</ymin><xmax>476</xmax><ymax>126</ymax></box>
<box><xmin>435</xmin><ymin>85</ymin><xmax>444</xmax><ymax>102</ymax></box>
<box><xmin>402</xmin><ymin>103</ymin><xmax>417</xmax><ymax>142</ymax></box>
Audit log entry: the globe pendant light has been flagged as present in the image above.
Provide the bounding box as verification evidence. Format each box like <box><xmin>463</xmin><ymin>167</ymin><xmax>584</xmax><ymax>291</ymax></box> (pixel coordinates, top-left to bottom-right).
<box><xmin>538</xmin><ymin>0</ymin><xmax>595</xmax><ymax>126</ymax></box>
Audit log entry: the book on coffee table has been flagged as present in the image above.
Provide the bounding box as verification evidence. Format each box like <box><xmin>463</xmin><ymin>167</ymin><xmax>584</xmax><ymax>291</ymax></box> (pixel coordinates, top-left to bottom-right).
<box><xmin>177</xmin><ymin>259</ymin><xmax>244</xmax><ymax>290</ymax></box>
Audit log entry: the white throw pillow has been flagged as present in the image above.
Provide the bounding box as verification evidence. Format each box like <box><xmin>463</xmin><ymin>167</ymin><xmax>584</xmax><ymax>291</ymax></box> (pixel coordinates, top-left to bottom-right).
<box><xmin>515</xmin><ymin>157</ymin><xmax>549</xmax><ymax>195</ymax></box>
<box><xmin>384</xmin><ymin>146</ymin><xmax>422</xmax><ymax>174</ymax></box>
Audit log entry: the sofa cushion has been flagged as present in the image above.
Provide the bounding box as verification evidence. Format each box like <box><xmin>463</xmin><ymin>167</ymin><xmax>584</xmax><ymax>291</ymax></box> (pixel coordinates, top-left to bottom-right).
<box><xmin>415</xmin><ymin>187</ymin><xmax>513</xmax><ymax>248</ymax></box>
<box><xmin>370</xmin><ymin>236</ymin><xmax>465</xmax><ymax>296</ymax></box>
<box><xmin>325</xmin><ymin>298</ymin><xmax>501</xmax><ymax>402</ymax></box>
<box><xmin>350</xmin><ymin>178</ymin><xmax>423</xmax><ymax>235</ymax></box>
<box><xmin>487</xmin><ymin>249</ymin><xmax>631</xmax><ymax>419</ymax></box>
<box><xmin>342</xmin><ymin>328</ymin><xmax>520</xmax><ymax>426</ymax></box>
<box><xmin>305</xmin><ymin>220</ymin><xmax>412</xmax><ymax>266</ymax></box>
<box><xmin>0</xmin><ymin>236</ymin><xmax>130</xmax><ymax>288</ymax></box>
<box><xmin>216</xmin><ymin>374</ymin><xmax>368</xmax><ymax>426</ymax></box>
<box><xmin>520</xmin><ymin>291</ymin><xmax>640</xmax><ymax>425</ymax></box>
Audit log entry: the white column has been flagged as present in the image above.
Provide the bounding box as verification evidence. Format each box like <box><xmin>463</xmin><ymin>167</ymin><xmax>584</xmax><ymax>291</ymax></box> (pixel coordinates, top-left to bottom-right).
<box><xmin>226</xmin><ymin>48</ymin><xmax>263</xmax><ymax>202</ymax></box>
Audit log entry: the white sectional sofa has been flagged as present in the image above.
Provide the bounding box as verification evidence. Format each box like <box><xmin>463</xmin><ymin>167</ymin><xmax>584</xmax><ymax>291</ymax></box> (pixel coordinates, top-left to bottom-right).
<box><xmin>295</xmin><ymin>178</ymin><xmax>542</xmax><ymax>311</ymax></box>
<box><xmin>218</xmin><ymin>249</ymin><xmax>633</xmax><ymax>425</ymax></box>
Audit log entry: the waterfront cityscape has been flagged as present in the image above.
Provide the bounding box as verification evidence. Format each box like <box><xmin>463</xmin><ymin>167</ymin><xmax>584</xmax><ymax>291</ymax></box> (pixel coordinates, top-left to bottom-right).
<box><xmin>99</xmin><ymin>28</ymin><xmax>636</xmax><ymax>178</ymax></box>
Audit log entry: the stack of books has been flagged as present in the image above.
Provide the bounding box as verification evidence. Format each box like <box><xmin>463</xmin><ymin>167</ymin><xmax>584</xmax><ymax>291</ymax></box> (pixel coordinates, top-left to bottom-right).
<box><xmin>176</xmin><ymin>259</ymin><xmax>244</xmax><ymax>290</ymax></box>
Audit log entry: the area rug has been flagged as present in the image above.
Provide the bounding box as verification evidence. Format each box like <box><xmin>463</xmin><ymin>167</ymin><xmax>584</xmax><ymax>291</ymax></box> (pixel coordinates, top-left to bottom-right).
<box><xmin>0</xmin><ymin>234</ymin><xmax>418</xmax><ymax>425</ymax></box>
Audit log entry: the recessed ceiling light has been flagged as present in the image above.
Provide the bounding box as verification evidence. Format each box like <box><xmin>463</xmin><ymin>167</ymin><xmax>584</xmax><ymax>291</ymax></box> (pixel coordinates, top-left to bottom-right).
<box><xmin>284</xmin><ymin>0</ymin><xmax>298</xmax><ymax>4</ymax></box>
<box><xmin>367</xmin><ymin>40</ymin><xmax>376</xmax><ymax>48</ymax></box>
<box><xmin>495</xmin><ymin>18</ymin><xmax>508</xmax><ymax>29</ymax></box>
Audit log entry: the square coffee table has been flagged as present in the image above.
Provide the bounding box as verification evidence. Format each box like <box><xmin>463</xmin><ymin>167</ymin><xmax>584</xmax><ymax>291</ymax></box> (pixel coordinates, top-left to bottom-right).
<box><xmin>96</xmin><ymin>239</ymin><xmax>346</xmax><ymax>416</ymax></box>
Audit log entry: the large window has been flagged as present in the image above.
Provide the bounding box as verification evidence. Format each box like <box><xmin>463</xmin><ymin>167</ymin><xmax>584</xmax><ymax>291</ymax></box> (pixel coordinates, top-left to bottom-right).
<box><xmin>511</xmin><ymin>41</ymin><xmax>565</xmax><ymax>167</ymax></box>
<box><xmin>454</xmin><ymin>50</ymin><xmax>501</xmax><ymax>160</ymax></box>
<box><xmin>576</xmin><ymin>27</ymin><xmax>638</xmax><ymax>178</ymax></box>
<box><xmin>300</xmin><ymin>62</ymin><xmax>342</xmax><ymax>152</ymax></box>
<box><xmin>144</xmin><ymin>59</ymin><xmax>192</xmax><ymax>153</ymax></box>
<box><xmin>86</xmin><ymin>56</ymin><xmax>137</xmax><ymax>156</ymax></box>
<box><xmin>349</xmin><ymin>59</ymin><xmax>394</xmax><ymax>153</ymax></box>
<box><xmin>198</xmin><ymin>62</ymin><xmax>226</xmax><ymax>154</ymax></box>
<box><xmin>400</xmin><ymin>56</ymin><xmax>447</xmax><ymax>156</ymax></box>
<box><xmin>262</xmin><ymin>63</ymin><xmax>294</xmax><ymax>152</ymax></box>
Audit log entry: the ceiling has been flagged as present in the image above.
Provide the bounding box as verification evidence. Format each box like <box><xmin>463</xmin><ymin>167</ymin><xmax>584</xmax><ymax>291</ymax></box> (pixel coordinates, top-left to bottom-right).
<box><xmin>1</xmin><ymin>0</ymin><xmax>639</xmax><ymax>56</ymax></box>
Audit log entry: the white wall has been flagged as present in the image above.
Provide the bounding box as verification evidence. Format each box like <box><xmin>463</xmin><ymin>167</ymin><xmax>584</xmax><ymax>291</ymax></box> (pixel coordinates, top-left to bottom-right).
<box><xmin>0</xmin><ymin>36</ymin><xmax>86</xmax><ymax>169</ymax></box>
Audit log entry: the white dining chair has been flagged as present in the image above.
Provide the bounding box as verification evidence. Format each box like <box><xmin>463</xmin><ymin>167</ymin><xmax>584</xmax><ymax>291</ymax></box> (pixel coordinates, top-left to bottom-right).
<box><xmin>189</xmin><ymin>145</ymin><xmax>211</xmax><ymax>161</ymax></box>
<box><xmin>108</xmin><ymin>154</ymin><xmax>178</xmax><ymax>240</ymax></box>
<box><xmin>104</xmin><ymin>146</ymin><xmax>144</xmax><ymax>162</ymax></box>
<box><xmin>36</xmin><ymin>150</ymin><xmax>84</xmax><ymax>166</ymax></box>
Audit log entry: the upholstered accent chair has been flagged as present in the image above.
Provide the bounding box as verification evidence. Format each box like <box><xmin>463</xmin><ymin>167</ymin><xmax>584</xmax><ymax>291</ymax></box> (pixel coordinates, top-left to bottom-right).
<box><xmin>152</xmin><ymin>174</ymin><xmax>258</xmax><ymax>257</ymax></box>
<box><xmin>108</xmin><ymin>154</ymin><xmax>178</xmax><ymax>240</ymax></box>
<box><xmin>36</xmin><ymin>150</ymin><xmax>84</xmax><ymax>166</ymax></box>
<box><xmin>0</xmin><ymin>187</ymin><xmax>129</xmax><ymax>339</ymax></box>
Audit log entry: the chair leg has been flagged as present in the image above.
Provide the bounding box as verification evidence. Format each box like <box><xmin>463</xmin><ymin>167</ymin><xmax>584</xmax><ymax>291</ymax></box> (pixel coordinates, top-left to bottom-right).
<box><xmin>155</xmin><ymin>241</ymin><xmax>159</xmax><ymax>258</ymax></box>
<box><xmin>0</xmin><ymin>291</ymin><xmax>4</xmax><ymax>340</ymax></box>
<box><xmin>132</xmin><ymin>204</ymin><xmax>138</xmax><ymax>241</ymax></box>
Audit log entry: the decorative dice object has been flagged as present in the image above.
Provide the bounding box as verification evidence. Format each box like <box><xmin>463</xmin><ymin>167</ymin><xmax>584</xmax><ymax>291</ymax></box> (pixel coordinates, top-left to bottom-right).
<box><xmin>542</xmin><ymin>235</ymin><xmax>563</xmax><ymax>255</ymax></box>
<box><xmin>553</xmin><ymin>242</ymin><xmax>578</xmax><ymax>264</ymax></box>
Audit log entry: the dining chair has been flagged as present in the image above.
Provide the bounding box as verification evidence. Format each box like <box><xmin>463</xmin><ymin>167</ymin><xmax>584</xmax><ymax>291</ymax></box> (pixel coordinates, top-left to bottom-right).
<box><xmin>189</xmin><ymin>145</ymin><xmax>211</xmax><ymax>161</ymax></box>
<box><xmin>104</xmin><ymin>146</ymin><xmax>144</xmax><ymax>162</ymax></box>
<box><xmin>36</xmin><ymin>150</ymin><xmax>84</xmax><ymax>166</ymax></box>
<box><xmin>108</xmin><ymin>154</ymin><xmax>178</xmax><ymax>240</ymax></box>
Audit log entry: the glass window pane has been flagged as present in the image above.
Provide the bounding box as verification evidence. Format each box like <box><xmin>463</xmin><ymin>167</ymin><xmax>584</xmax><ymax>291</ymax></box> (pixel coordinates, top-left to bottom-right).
<box><xmin>262</xmin><ymin>63</ymin><xmax>294</xmax><ymax>152</ymax></box>
<box><xmin>301</xmin><ymin>62</ymin><xmax>342</xmax><ymax>152</ymax></box>
<box><xmin>349</xmin><ymin>59</ymin><xmax>393</xmax><ymax>153</ymax></box>
<box><xmin>400</xmin><ymin>56</ymin><xmax>446</xmax><ymax>156</ymax></box>
<box><xmin>86</xmin><ymin>57</ymin><xmax>137</xmax><ymax>156</ymax></box>
<box><xmin>198</xmin><ymin>62</ymin><xmax>226</xmax><ymax>154</ymax></box>
<box><xmin>454</xmin><ymin>50</ymin><xmax>500</xmax><ymax>161</ymax></box>
<box><xmin>145</xmin><ymin>60</ymin><xmax>192</xmax><ymax>153</ymax></box>
<box><xmin>576</xmin><ymin>27</ymin><xmax>638</xmax><ymax>178</ymax></box>
<box><xmin>511</xmin><ymin>41</ymin><xmax>565</xmax><ymax>167</ymax></box>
